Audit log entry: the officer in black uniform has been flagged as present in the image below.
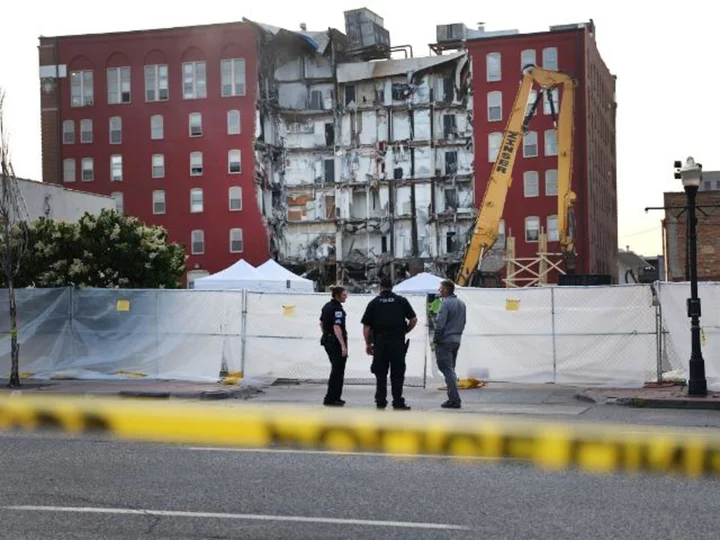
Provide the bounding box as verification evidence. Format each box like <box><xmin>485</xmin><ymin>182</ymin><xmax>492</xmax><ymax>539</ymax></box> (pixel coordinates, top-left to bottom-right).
<box><xmin>319</xmin><ymin>284</ymin><xmax>348</xmax><ymax>407</ymax></box>
<box><xmin>361</xmin><ymin>277</ymin><xmax>418</xmax><ymax>410</ymax></box>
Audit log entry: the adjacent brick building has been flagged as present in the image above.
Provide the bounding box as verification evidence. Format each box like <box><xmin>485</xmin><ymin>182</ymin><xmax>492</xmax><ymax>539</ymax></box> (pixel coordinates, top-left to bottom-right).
<box><xmin>38</xmin><ymin>23</ymin><xmax>264</xmax><ymax>286</ymax></box>
<box><xmin>464</xmin><ymin>21</ymin><xmax>618</xmax><ymax>280</ymax></box>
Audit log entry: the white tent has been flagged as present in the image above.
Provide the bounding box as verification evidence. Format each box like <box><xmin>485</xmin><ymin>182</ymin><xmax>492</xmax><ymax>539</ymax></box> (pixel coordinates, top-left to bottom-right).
<box><xmin>257</xmin><ymin>259</ymin><xmax>315</xmax><ymax>292</ymax></box>
<box><xmin>393</xmin><ymin>272</ymin><xmax>446</xmax><ymax>294</ymax></box>
<box><xmin>193</xmin><ymin>259</ymin><xmax>286</xmax><ymax>291</ymax></box>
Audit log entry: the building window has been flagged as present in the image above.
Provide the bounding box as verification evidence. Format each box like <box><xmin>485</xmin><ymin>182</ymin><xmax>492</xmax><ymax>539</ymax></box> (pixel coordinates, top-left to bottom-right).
<box><xmin>545</xmin><ymin>169</ymin><xmax>558</xmax><ymax>196</ymax></box>
<box><xmin>486</xmin><ymin>52</ymin><xmax>501</xmax><ymax>82</ymax></box>
<box><xmin>110</xmin><ymin>155</ymin><xmax>123</xmax><ymax>181</ymax></box>
<box><xmin>190</xmin><ymin>188</ymin><xmax>204</xmax><ymax>213</ymax></box>
<box><xmin>543</xmin><ymin>47</ymin><xmax>558</xmax><ymax>70</ymax></box>
<box><xmin>80</xmin><ymin>119</ymin><xmax>93</xmax><ymax>143</ymax></box>
<box><xmin>545</xmin><ymin>129</ymin><xmax>558</xmax><ymax>156</ymax></box>
<box><xmin>183</xmin><ymin>61</ymin><xmax>207</xmax><ymax>99</ymax></box>
<box><xmin>151</xmin><ymin>115</ymin><xmax>164</xmax><ymax>140</ymax></box>
<box><xmin>70</xmin><ymin>70</ymin><xmax>93</xmax><ymax>107</ymax></box>
<box><xmin>152</xmin><ymin>154</ymin><xmax>165</xmax><ymax>178</ymax></box>
<box><xmin>498</xmin><ymin>220</ymin><xmax>506</xmax><ymax>249</ymax></box>
<box><xmin>543</xmin><ymin>88</ymin><xmax>559</xmax><ymax>115</ymax></box>
<box><xmin>488</xmin><ymin>132</ymin><xmax>502</xmax><ymax>162</ymax></box>
<box><xmin>229</xmin><ymin>228</ymin><xmax>244</xmax><ymax>253</ymax></box>
<box><xmin>191</xmin><ymin>229</ymin><xmax>204</xmax><ymax>255</ymax></box>
<box><xmin>229</xmin><ymin>186</ymin><xmax>242</xmax><ymax>211</ymax></box>
<box><xmin>228</xmin><ymin>150</ymin><xmax>241</xmax><ymax>174</ymax></box>
<box><xmin>107</xmin><ymin>67</ymin><xmax>131</xmax><ymax>104</ymax></box>
<box><xmin>443</xmin><ymin>114</ymin><xmax>457</xmax><ymax>138</ymax></box>
<box><xmin>152</xmin><ymin>190</ymin><xmax>166</xmax><ymax>215</ymax></box>
<box><xmin>487</xmin><ymin>91</ymin><xmax>502</xmax><ymax>122</ymax></box>
<box><xmin>63</xmin><ymin>121</ymin><xmax>74</xmax><ymax>144</ymax></box>
<box><xmin>523</xmin><ymin>131</ymin><xmax>538</xmax><ymax>157</ymax></box>
<box><xmin>221</xmin><ymin>58</ymin><xmax>246</xmax><ymax>97</ymax></box>
<box><xmin>63</xmin><ymin>158</ymin><xmax>75</xmax><ymax>183</ymax></box>
<box><xmin>523</xmin><ymin>171</ymin><xmax>539</xmax><ymax>197</ymax></box>
<box><xmin>525</xmin><ymin>216</ymin><xmax>540</xmax><ymax>243</ymax></box>
<box><xmin>189</xmin><ymin>113</ymin><xmax>202</xmax><ymax>137</ymax></box>
<box><xmin>109</xmin><ymin>116</ymin><xmax>122</xmax><ymax>144</ymax></box>
<box><xmin>227</xmin><ymin>110</ymin><xmax>241</xmax><ymax>134</ymax></box>
<box><xmin>547</xmin><ymin>215</ymin><xmax>559</xmax><ymax>242</ymax></box>
<box><xmin>145</xmin><ymin>64</ymin><xmax>169</xmax><ymax>102</ymax></box>
<box><xmin>521</xmin><ymin>49</ymin><xmax>536</xmax><ymax>69</ymax></box>
<box><xmin>324</xmin><ymin>158</ymin><xmax>336</xmax><ymax>183</ymax></box>
<box><xmin>344</xmin><ymin>85</ymin><xmax>356</xmax><ymax>107</ymax></box>
<box><xmin>444</xmin><ymin>150</ymin><xmax>458</xmax><ymax>175</ymax></box>
<box><xmin>81</xmin><ymin>158</ymin><xmax>94</xmax><ymax>182</ymax></box>
<box><xmin>190</xmin><ymin>152</ymin><xmax>203</xmax><ymax>176</ymax></box>
<box><xmin>111</xmin><ymin>192</ymin><xmax>123</xmax><ymax>214</ymax></box>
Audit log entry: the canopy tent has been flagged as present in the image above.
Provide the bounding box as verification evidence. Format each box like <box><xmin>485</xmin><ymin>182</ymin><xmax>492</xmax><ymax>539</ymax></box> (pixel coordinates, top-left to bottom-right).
<box><xmin>193</xmin><ymin>259</ymin><xmax>287</xmax><ymax>291</ymax></box>
<box><xmin>393</xmin><ymin>272</ymin><xmax>446</xmax><ymax>294</ymax></box>
<box><xmin>257</xmin><ymin>259</ymin><xmax>316</xmax><ymax>292</ymax></box>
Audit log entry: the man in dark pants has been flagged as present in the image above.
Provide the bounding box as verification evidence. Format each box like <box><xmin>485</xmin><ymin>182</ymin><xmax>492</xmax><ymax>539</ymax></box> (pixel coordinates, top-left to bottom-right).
<box><xmin>361</xmin><ymin>277</ymin><xmax>418</xmax><ymax>410</ymax></box>
<box><xmin>433</xmin><ymin>279</ymin><xmax>466</xmax><ymax>409</ymax></box>
<box><xmin>319</xmin><ymin>284</ymin><xmax>348</xmax><ymax>407</ymax></box>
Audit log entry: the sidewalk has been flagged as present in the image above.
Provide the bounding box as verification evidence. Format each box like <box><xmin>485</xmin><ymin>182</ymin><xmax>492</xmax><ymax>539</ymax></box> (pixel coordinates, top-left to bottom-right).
<box><xmin>580</xmin><ymin>384</ymin><xmax>720</xmax><ymax>411</ymax></box>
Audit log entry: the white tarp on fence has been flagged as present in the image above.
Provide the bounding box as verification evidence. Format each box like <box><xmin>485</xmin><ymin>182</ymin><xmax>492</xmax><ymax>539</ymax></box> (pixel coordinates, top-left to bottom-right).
<box><xmin>0</xmin><ymin>284</ymin><xmax>662</xmax><ymax>387</ymax></box>
<box><xmin>657</xmin><ymin>281</ymin><xmax>720</xmax><ymax>391</ymax></box>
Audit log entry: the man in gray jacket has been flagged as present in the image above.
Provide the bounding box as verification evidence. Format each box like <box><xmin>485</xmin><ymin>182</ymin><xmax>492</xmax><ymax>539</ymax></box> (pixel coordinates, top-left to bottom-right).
<box><xmin>433</xmin><ymin>279</ymin><xmax>466</xmax><ymax>409</ymax></box>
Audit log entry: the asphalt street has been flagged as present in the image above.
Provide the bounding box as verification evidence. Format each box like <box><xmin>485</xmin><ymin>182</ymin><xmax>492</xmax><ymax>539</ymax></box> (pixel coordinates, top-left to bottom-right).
<box><xmin>0</xmin><ymin>430</ymin><xmax>718</xmax><ymax>539</ymax></box>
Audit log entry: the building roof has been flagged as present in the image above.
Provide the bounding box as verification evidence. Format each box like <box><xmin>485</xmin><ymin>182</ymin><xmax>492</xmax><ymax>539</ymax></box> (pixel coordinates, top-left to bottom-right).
<box><xmin>337</xmin><ymin>51</ymin><xmax>467</xmax><ymax>84</ymax></box>
<box><xmin>16</xmin><ymin>177</ymin><xmax>112</xmax><ymax>200</ymax></box>
<box><xmin>242</xmin><ymin>18</ymin><xmax>342</xmax><ymax>54</ymax></box>
<box><xmin>617</xmin><ymin>250</ymin><xmax>650</xmax><ymax>269</ymax></box>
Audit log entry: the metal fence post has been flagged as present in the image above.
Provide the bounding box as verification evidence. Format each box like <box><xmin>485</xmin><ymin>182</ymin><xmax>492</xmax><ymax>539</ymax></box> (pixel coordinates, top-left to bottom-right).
<box><xmin>68</xmin><ymin>286</ymin><xmax>75</xmax><ymax>370</ymax></box>
<box><xmin>241</xmin><ymin>288</ymin><xmax>248</xmax><ymax>376</ymax></box>
<box><xmin>551</xmin><ymin>286</ymin><xmax>558</xmax><ymax>383</ymax></box>
<box><xmin>655</xmin><ymin>281</ymin><xmax>664</xmax><ymax>383</ymax></box>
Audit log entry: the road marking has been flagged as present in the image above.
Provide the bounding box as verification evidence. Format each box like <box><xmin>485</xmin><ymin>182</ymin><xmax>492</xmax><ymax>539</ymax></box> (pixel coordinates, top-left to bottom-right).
<box><xmin>185</xmin><ymin>446</ymin><xmax>518</xmax><ymax>461</ymax></box>
<box><xmin>1</xmin><ymin>505</ymin><xmax>471</xmax><ymax>531</ymax></box>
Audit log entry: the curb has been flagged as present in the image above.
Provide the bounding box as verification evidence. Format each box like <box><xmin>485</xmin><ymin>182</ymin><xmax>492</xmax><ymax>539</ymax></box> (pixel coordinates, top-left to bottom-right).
<box><xmin>579</xmin><ymin>391</ymin><xmax>720</xmax><ymax>411</ymax></box>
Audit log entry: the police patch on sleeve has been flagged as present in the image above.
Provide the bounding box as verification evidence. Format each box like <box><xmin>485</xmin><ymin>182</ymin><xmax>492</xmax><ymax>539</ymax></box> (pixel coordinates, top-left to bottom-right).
<box><xmin>334</xmin><ymin>310</ymin><xmax>344</xmax><ymax>325</ymax></box>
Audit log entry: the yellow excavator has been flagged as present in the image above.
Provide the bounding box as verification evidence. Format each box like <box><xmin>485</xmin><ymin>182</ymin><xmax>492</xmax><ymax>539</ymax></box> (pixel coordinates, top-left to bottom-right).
<box><xmin>456</xmin><ymin>64</ymin><xmax>578</xmax><ymax>287</ymax></box>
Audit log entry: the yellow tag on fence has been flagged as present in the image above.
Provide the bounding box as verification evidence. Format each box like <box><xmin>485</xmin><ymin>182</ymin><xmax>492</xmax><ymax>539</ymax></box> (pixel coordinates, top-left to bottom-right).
<box><xmin>505</xmin><ymin>299</ymin><xmax>520</xmax><ymax>311</ymax></box>
<box><xmin>116</xmin><ymin>299</ymin><xmax>130</xmax><ymax>312</ymax></box>
<box><xmin>282</xmin><ymin>305</ymin><xmax>296</xmax><ymax>317</ymax></box>
<box><xmin>701</xmin><ymin>327</ymin><xmax>707</xmax><ymax>347</ymax></box>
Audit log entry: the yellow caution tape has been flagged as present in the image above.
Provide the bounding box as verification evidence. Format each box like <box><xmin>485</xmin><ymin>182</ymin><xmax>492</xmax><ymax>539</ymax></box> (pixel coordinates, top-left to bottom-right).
<box><xmin>0</xmin><ymin>395</ymin><xmax>719</xmax><ymax>477</ymax></box>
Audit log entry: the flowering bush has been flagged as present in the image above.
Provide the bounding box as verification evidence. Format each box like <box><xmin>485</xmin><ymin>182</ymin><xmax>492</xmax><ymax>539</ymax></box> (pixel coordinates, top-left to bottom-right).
<box><xmin>0</xmin><ymin>209</ymin><xmax>186</xmax><ymax>288</ymax></box>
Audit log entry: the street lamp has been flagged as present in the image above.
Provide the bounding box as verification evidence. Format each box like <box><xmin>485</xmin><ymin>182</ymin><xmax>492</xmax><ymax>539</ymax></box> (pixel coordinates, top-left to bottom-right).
<box><xmin>674</xmin><ymin>157</ymin><xmax>708</xmax><ymax>396</ymax></box>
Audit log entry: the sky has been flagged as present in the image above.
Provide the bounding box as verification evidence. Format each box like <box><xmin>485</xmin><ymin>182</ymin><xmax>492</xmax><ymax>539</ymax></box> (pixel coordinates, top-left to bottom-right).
<box><xmin>2</xmin><ymin>0</ymin><xmax>716</xmax><ymax>257</ymax></box>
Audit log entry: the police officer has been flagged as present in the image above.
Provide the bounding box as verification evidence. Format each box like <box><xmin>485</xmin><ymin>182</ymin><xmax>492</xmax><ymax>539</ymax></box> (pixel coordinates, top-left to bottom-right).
<box><xmin>361</xmin><ymin>277</ymin><xmax>418</xmax><ymax>410</ymax></box>
<box><xmin>319</xmin><ymin>284</ymin><xmax>348</xmax><ymax>407</ymax></box>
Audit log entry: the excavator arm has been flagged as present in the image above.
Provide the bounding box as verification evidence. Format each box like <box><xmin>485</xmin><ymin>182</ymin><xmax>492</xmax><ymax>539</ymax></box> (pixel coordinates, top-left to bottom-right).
<box><xmin>455</xmin><ymin>65</ymin><xmax>577</xmax><ymax>286</ymax></box>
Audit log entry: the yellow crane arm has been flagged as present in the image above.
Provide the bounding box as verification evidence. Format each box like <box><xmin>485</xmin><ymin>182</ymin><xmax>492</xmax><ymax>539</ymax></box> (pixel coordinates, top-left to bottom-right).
<box><xmin>555</xmin><ymin>78</ymin><xmax>577</xmax><ymax>268</ymax></box>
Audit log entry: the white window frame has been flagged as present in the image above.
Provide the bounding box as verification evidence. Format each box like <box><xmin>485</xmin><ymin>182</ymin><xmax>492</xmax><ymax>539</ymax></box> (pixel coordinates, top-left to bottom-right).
<box><xmin>523</xmin><ymin>131</ymin><xmax>538</xmax><ymax>158</ymax></box>
<box><xmin>144</xmin><ymin>64</ymin><xmax>169</xmax><ymax>102</ymax></box>
<box><xmin>228</xmin><ymin>150</ymin><xmax>241</xmax><ymax>174</ymax></box>
<box><xmin>110</xmin><ymin>154</ymin><xmax>123</xmax><ymax>182</ymax></box>
<box><xmin>229</xmin><ymin>228</ymin><xmax>244</xmax><ymax>253</ymax></box>
<box><xmin>191</xmin><ymin>229</ymin><xmax>205</xmax><ymax>255</ymax></box>
<box><xmin>183</xmin><ymin>61</ymin><xmax>207</xmax><ymax>100</ymax></box>
<box><xmin>221</xmin><ymin>58</ymin><xmax>246</xmax><ymax>97</ymax></box>
<box><xmin>109</xmin><ymin>116</ymin><xmax>122</xmax><ymax>144</ymax></box>
<box><xmin>150</xmin><ymin>115</ymin><xmax>164</xmax><ymax>140</ymax></box>
<box><xmin>543</xmin><ymin>47</ymin><xmax>558</xmax><ymax>70</ymax></box>
<box><xmin>521</xmin><ymin>49</ymin><xmax>536</xmax><ymax>69</ymax></box>
<box><xmin>547</xmin><ymin>215</ymin><xmax>559</xmax><ymax>242</ymax></box>
<box><xmin>152</xmin><ymin>154</ymin><xmax>165</xmax><ymax>178</ymax></box>
<box><xmin>543</xmin><ymin>88</ymin><xmax>559</xmax><ymax>115</ymax></box>
<box><xmin>525</xmin><ymin>216</ymin><xmax>540</xmax><ymax>243</ymax></box>
<box><xmin>488</xmin><ymin>132</ymin><xmax>502</xmax><ymax>162</ymax></box>
<box><xmin>544</xmin><ymin>129</ymin><xmax>559</xmax><ymax>156</ymax></box>
<box><xmin>81</xmin><ymin>157</ymin><xmax>94</xmax><ymax>182</ymax></box>
<box><xmin>523</xmin><ymin>171</ymin><xmax>539</xmax><ymax>198</ymax></box>
<box><xmin>487</xmin><ymin>91</ymin><xmax>502</xmax><ymax>122</ymax></box>
<box><xmin>63</xmin><ymin>120</ymin><xmax>75</xmax><ymax>144</ymax></box>
<box><xmin>190</xmin><ymin>188</ymin><xmax>204</xmax><ymax>213</ymax></box>
<box><xmin>545</xmin><ymin>169</ymin><xmax>559</xmax><ymax>196</ymax></box>
<box><xmin>70</xmin><ymin>70</ymin><xmax>93</xmax><ymax>107</ymax></box>
<box><xmin>79</xmin><ymin>119</ymin><xmax>93</xmax><ymax>144</ymax></box>
<box><xmin>498</xmin><ymin>219</ymin><xmax>506</xmax><ymax>249</ymax></box>
<box><xmin>486</xmin><ymin>52</ymin><xmax>501</xmax><ymax>82</ymax></box>
<box><xmin>152</xmin><ymin>190</ymin><xmax>166</xmax><ymax>215</ymax></box>
<box><xmin>190</xmin><ymin>152</ymin><xmax>203</xmax><ymax>176</ymax></box>
<box><xmin>111</xmin><ymin>192</ymin><xmax>123</xmax><ymax>214</ymax></box>
<box><xmin>107</xmin><ymin>67</ymin><xmax>131</xmax><ymax>104</ymax></box>
<box><xmin>525</xmin><ymin>90</ymin><xmax>539</xmax><ymax>117</ymax></box>
<box><xmin>189</xmin><ymin>112</ymin><xmax>203</xmax><ymax>137</ymax></box>
<box><xmin>229</xmin><ymin>186</ymin><xmax>243</xmax><ymax>211</ymax></box>
<box><xmin>63</xmin><ymin>158</ymin><xmax>75</xmax><ymax>183</ymax></box>
<box><xmin>227</xmin><ymin>110</ymin><xmax>241</xmax><ymax>135</ymax></box>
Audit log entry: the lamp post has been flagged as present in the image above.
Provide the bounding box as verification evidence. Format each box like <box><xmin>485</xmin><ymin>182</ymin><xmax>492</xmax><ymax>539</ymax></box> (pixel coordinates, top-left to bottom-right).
<box><xmin>674</xmin><ymin>157</ymin><xmax>708</xmax><ymax>396</ymax></box>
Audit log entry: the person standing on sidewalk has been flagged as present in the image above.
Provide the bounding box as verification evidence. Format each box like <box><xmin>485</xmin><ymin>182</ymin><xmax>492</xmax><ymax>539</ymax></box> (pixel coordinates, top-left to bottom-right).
<box><xmin>319</xmin><ymin>284</ymin><xmax>348</xmax><ymax>407</ymax></box>
<box><xmin>433</xmin><ymin>279</ymin><xmax>466</xmax><ymax>409</ymax></box>
<box><xmin>361</xmin><ymin>277</ymin><xmax>417</xmax><ymax>410</ymax></box>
